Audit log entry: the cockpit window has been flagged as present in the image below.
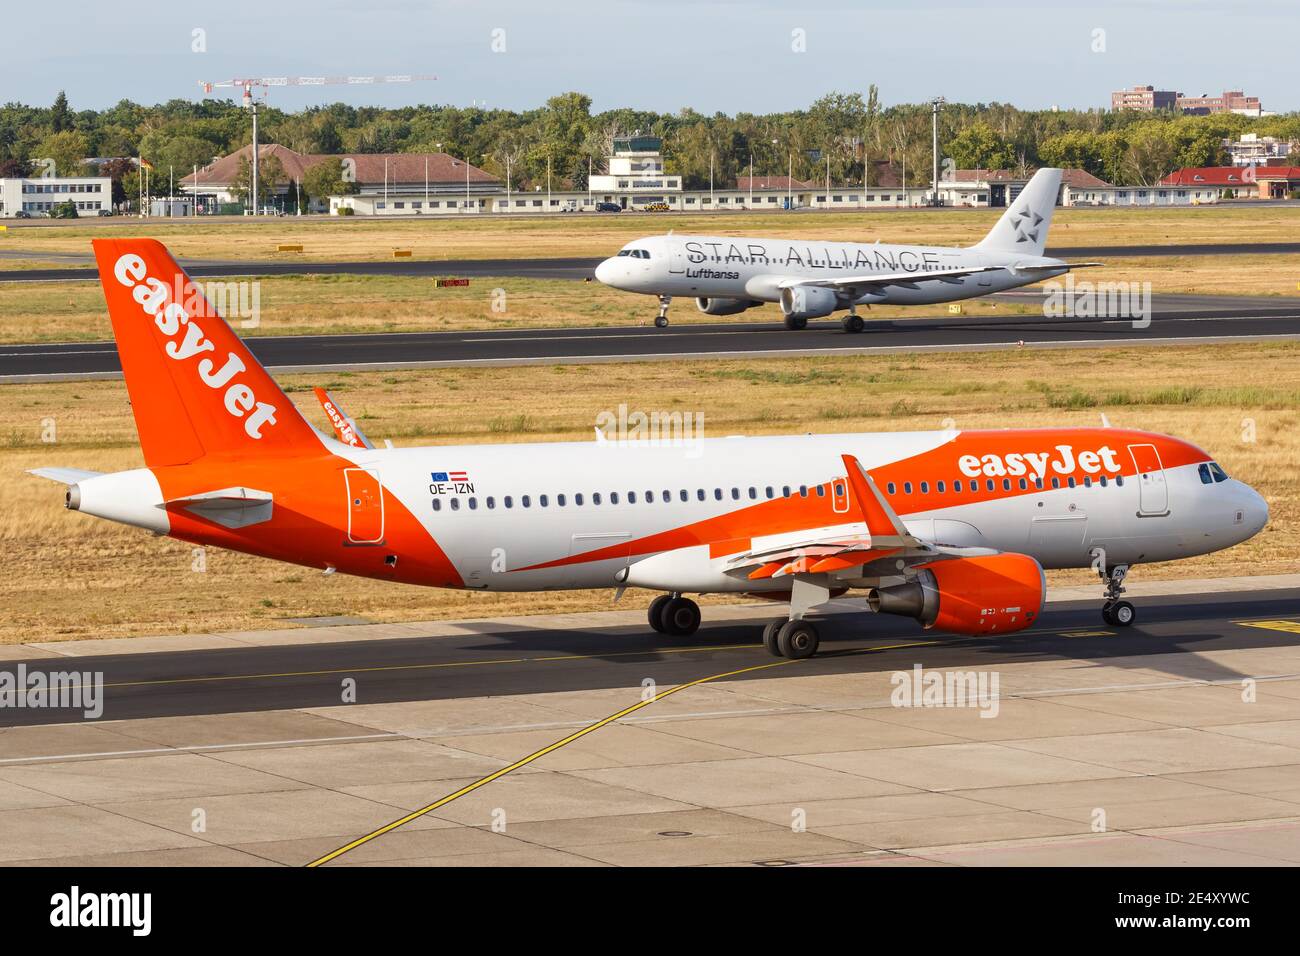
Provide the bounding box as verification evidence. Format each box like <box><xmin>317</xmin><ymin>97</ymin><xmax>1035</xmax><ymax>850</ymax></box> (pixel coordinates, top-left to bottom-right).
<box><xmin>1198</xmin><ymin>463</ymin><xmax>1213</xmax><ymax>485</ymax></box>
<box><xmin>1209</xmin><ymin>462</ymin><xmax>1229</xmax><ymax>483</ymax></box>
<box><xmin>618</xmin><ymin>249</ymin><xmax>651</xmax><ymax>259</ymax></box>
<box><xmin>616</xmin><ymin>249</ymin><xmax>632</xmax><ymax>257</ymax></box>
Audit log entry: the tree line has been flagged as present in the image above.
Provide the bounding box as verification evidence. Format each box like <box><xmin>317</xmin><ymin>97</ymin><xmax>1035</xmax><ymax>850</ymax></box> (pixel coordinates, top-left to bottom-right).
<box><xmin>3</xmin><ymin>89</ymin><xmax>1298</xmax><ymax>204</ymax></box>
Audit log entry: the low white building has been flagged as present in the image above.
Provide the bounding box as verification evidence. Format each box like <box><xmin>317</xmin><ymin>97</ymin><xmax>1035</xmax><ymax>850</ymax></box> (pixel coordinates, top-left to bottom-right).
<box><xmin>0</xmin><ymin>175</ymin><xmax>112</xmax><ymax>217</ymax></box>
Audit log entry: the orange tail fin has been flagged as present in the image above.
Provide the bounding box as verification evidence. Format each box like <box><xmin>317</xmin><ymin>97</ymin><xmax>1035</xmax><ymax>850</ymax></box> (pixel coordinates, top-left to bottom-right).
<box><xmin>92</xmin><ymin>238</ymin><xmax>322</xmax><ymax>466</ymax></box>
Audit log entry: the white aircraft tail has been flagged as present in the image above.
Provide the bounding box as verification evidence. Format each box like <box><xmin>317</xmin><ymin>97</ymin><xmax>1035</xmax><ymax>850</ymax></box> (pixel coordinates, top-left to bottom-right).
<box><xmin>974</xmin><ymin>168</ymin><xmax>1062</xmax><ymax>257</ymax></box>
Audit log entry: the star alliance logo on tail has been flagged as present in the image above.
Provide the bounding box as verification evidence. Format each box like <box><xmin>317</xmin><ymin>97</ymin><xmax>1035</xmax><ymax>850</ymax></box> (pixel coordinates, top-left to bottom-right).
<box><xmin>1009</xmin><ymin>207</ymin><xmax>1045</xmax><ymax>244</ymax></box>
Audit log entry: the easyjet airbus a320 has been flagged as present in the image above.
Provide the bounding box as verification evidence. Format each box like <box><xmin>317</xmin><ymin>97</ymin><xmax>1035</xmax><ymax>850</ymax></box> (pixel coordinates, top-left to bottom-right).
<box><xmin>595</xmin><ymin>167</ymin><xmax>1100</xmax><ymax>330</ymax></box>
<box><xmin>31</xmin><ymin>239</ymin><xmax>1267</xmax><ymax>658</ymax></box>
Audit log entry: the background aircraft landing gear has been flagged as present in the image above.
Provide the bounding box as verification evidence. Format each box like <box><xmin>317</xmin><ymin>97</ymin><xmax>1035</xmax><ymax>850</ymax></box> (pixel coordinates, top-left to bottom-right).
<box><xmin>841</xmin><ymin>313</ymin><xmax>864</xmax><ymax>333</ymax></box>
<box><xmin>1099</xmin><ymin>564</ymin><xmax>1135</xmax><ymax>626</ymax></box>
<box><xmin>784</xmin><ymin>314</ymin><xmax>808</xmax><ymax>331</ymax></box>
<box><xmin>654</xmin><ymin>295</ymin><xmax>671</xmax><ymax>328</ymax></box>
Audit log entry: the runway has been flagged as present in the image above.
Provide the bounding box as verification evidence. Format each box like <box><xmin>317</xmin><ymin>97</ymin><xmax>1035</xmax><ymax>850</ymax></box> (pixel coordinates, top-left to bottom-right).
<box><xmin>2</xmin><ymin>585</ymin><xmax>1298</xmax><ymax>866</ymax></box>
<box><xmin>4</xmin><ymin>292</ymin><xmax>1298</xmax><ymax>381</ymax></box>
<box><xmin>3</xmin><ymin>240</ymin><xmax>1300</xmax><ymax>284</ymax></box>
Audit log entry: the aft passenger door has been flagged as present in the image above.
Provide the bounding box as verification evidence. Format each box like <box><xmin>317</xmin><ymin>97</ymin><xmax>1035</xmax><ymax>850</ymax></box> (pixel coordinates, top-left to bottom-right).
<box><xmin>1128</xmin><ymin>444</ymin><xmax>1169</xmax><ymax>516</ymax></box>
<box><xmin>344</xmin><ymin>468</ymin><xmax>385</xmax><ymax>544</ymax></box>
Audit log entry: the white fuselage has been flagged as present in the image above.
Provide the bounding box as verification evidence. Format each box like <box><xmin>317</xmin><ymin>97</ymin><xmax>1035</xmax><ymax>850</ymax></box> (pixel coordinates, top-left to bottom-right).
<box><xmin>595</xmin><ymin>234</ymin><xmax>1068</xmax><ymax>310</ymax></box>
<box><xmin>330</xmin><ymin>428</ymin><xmax>1266</xmax><ymax>592</ymax></box>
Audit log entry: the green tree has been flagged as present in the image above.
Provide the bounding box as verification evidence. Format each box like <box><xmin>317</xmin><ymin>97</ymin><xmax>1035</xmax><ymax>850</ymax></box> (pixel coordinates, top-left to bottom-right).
<box><xmin>50</xmin><ymin>91</ymin><xmax>72</xmax><ymax>133</ymax></box>
<box><xmin>34</xmin><ymin>130</ymin><xmax>89</xmax><ymax>175</ymax></box>
<box><xmin>232</xmin><ymin>153</ymin><xmax>286</xmax><ymax>208</ymax></box>
<box><xmin>947</xmin><ymin>121</ymin><xmax>1014</xmax><ymax>170</ymax></box>
<box><xmin>302</xmin><ymin>157</ymin><xmax>359</xmax><ymax>203</ymax></box>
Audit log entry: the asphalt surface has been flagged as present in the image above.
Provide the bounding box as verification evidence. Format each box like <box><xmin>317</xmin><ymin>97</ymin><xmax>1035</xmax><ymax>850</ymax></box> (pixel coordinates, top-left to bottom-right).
<box><xmin>1</xmin><ymin>589</ymin><xmax>1295</xmax><ymax>729</ymax></box>
<box><xmin>4</xmin><ymin>240</ymin><xmax>1300</xmax><ymax>283</ymax></box>
<box><xmin>4</xmin><ymin>292</ymin><xmax>1298</xmax><ymax>380</ymax></box>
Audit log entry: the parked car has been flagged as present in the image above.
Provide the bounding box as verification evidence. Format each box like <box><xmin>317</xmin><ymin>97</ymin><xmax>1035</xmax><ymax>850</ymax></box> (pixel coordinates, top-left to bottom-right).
<box><xmin>13</xmin><ymin>210</ymin><xmax>31</xmax><ymax>219</ymax></box>
<box><xmin>595</xmin><ymin>202</ymin><xmax>622</xmax><ymax>212</ymax></box>
<box><xmin>97</xmin><ymin>209</ymin><xmax>114</xmax><ymax>217</ymax></box>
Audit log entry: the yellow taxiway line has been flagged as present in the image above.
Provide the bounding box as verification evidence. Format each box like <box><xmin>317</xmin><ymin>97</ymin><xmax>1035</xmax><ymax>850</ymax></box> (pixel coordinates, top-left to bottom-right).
<box><xmin>306</xmin><ymin>638</ymin><xmax>940</xmax><ymax>868</ymax></box>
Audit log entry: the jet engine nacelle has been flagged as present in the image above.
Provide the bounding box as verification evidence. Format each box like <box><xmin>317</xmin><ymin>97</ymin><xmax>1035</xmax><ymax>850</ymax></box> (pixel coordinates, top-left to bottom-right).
<box><xmin>695</xmin><ymin>297</ymin><xmax>763</xmax><ymax>316</ymax></box>
<box><xmin>867</xmin><ymin>553</ymin><xmax>1044</xmax><ymax>635</ymax></box>
<box><xmin>779</xmin><ymin>285</ymin><xmax>839</xmax><ymax>320</ymax></box>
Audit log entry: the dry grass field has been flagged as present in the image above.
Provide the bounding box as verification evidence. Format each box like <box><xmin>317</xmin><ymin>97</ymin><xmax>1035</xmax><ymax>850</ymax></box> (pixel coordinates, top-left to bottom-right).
<box><xmin>2</xmin><ymin>342</ymin><xmax>1296</xmax><ymax>644</ymax></box>
<box><xmin>4</xmin><ymin>203</ymin><xmax>1300</xmax><ymax>262</ymax></box>
<box><xmin>2</xmin><ymin>254</ymin><xmax>1298</xmax><ymax>345</ymax></box>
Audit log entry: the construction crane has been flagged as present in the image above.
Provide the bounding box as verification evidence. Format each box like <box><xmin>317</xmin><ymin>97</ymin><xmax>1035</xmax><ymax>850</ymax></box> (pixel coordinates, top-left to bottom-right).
<box><xmin>196</xmin><ymin>74</ymin><xmax>438</xmax><ymax>215</ymax></box>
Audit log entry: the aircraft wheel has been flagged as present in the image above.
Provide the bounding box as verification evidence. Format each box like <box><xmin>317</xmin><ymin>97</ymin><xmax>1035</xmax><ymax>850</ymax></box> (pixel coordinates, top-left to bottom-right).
<box><xmin>784</xmin><ymin>314</ymin><xmax>808</xmax><ymax>331</ymax></box>
<box><xmin>762</xmin><ymin>619</ymin><xmax>785</xmax><ymax>657</ymax></box>
<box><xmin>648</xmin><ymin>595</ymin><xmax>672</xmax><ymax>633</ymax></box>
<box><xmin>777</xmin><ymin>620</ymin><xmax>820</xmax><ymax>659</ymax></box>
<box><xmin>654</xmin><ymin>315</ymin><xmax>669</xmax><ymax>328</ymax></box>
<box><xmin>1109</xmin><ymin>600</ymin><xmax>1136</xmax><ymax>627</ymax></box>
<box><xmin>842</xmin><ymin>314</ymin><xmax>865</xmax><ymax>333</ymax></box>
<box><xmin>661</xmin><ymin>597</ymin><xmax>701</xmax><ymax>636</ymax></box>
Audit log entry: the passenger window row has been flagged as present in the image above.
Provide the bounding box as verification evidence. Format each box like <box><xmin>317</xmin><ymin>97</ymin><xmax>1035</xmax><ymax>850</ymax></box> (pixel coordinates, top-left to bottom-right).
<box><xmin>431</xmin><ymin>482</ymin><xmax>848</xmax><ymax>512</ymax></box>
<box><xmin>884</xmin><ymin>475</ymin><xmax>1125</xmax><ymax>496</ymax></box>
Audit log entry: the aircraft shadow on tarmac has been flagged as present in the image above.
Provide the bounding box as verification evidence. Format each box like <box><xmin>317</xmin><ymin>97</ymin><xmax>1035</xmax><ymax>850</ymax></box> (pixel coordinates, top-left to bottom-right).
<box><xmin>1</xmin><ymin>596</ymin><xmax>1294</xmax><ymax>728</ymax></box>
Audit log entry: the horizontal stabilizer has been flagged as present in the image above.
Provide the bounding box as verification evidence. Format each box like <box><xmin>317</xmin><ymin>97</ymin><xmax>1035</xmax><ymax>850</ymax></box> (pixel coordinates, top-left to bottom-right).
<box><xmin>165</xmin><ymin>486</ymin><xmax>273</xmax><ymax>529</ymax></box>
<box><xmin>27</xmin><ymin>467</ymin><xmax>104</xmax><ymax>485</ymax></box>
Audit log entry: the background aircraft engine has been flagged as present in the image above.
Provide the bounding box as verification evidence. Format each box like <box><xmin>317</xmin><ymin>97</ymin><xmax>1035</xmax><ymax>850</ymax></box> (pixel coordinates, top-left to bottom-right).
<box><xmin>779</xmin><ymin>285</ymin><xmax>839</xmax><ymax>320</ymax></box>
<box><xmin>695</xmin><ymin>297</ymin><xmax>762</xmax><ymax>316</ymax></box>
<box><xmin>867</xmin><ymin>553</ymin><xmax>1045</xmax><ymax>635</ymax></box>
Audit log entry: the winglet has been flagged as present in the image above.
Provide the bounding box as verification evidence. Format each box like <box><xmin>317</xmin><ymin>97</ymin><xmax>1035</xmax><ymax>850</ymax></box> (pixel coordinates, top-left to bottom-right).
<box><xmin>841</xmin><ymin>454</ymin><xmax>911</xmax><ymax>540</ymax></box>
<box><xmin>313</xmin><ymin>388</ymin><xmax>374</xmax><ymax>449</ymax></box>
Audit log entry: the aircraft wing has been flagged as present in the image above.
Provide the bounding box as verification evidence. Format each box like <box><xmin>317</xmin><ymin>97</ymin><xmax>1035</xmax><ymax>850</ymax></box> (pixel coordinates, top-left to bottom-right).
<box><xmin>779</xmin><ymin>265</ymin><xmax>1003</xmax><ymax>293</ymax></box>
<box><xmin>721</xmin><ymin>455</ymin><xmax>954</xmax><ymax>581</ymax></box>
<box><xmin>313</xmin><ymin>388</ymin><xmax>374</xmax><ymax>449</ymax></box>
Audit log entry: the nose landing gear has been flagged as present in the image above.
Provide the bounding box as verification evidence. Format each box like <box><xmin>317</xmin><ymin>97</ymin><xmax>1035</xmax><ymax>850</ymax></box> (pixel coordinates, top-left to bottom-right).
<box><xmin>654</xmin><ymin>295</ymin><xmax>672</xmax><ymax>328</ymax></box>
<box><xmin>1099</xmin><ymin>564</ymin><xmax>1136</xmax><ymax>626</ymax></box>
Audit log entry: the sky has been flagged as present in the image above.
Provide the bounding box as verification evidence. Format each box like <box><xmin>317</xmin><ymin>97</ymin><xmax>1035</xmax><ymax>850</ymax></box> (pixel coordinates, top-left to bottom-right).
<box><xmin>2</xmin><ymin>0</ymin><xmax>1294</xmax><ymax>115</ymax></box>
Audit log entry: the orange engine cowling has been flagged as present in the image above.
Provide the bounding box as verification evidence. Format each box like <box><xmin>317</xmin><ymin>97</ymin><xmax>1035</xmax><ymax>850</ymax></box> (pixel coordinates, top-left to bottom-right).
<box><xmin>867</xmin><ymin>553</ymin><xmax>1044</xmax><ymax>635</ymax></box>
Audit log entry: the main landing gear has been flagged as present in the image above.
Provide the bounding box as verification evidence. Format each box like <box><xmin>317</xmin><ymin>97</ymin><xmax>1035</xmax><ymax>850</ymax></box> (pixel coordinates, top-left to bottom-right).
<box><xmin>783</xmin><ymin>314</ymin><xmax>808</xmax><ymax>331</ymax></box>
<box><xmin>648</xmin><ymin>593</ymin><xmax>700</xmax><ymax>636</ymax></box>
<box><xmin>841</xmin><ymin>311</ymin><xmax>865</xmax><ymax>334</ymax></box>
<box><xmin>654</xmin><ymin>295</ymin><xmax>672</xmax><ymax>328</ymax></box>
<box><xmin>762</xmin><ymin>618</ymin><xmax>820</xmax><ymax>659</ymax></box>
<box><xmin>1099</xmin><ymin>564</ymin><xmax>1136</xmax><ymax>627</ymax></box>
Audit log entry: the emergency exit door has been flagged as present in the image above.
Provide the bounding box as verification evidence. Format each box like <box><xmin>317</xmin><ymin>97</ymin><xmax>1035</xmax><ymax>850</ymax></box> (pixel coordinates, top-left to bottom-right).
<box><xmin>345</xmin><ymin>468</ymin><xmax>385</xmax><ymax>544</ymax></box>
